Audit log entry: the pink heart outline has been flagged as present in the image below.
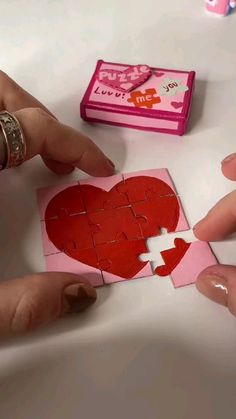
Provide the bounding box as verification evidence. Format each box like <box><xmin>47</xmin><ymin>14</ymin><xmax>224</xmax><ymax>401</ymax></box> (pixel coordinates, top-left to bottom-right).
<box><xmin>97</xmin><ymin>65</ymin><xmax>152</xmax><ymax>93</ymax></box>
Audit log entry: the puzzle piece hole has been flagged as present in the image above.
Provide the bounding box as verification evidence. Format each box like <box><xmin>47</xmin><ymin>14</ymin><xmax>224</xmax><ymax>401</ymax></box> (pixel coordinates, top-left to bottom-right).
<box><xmin>160</xmin><ymin>228</ymin><xmax>168</xmax><ymax>235</ymax></box>
<box><xmin>138</xmin><ymin>252</ymin><xmax>151</xmax><ymax>262</ymax></box>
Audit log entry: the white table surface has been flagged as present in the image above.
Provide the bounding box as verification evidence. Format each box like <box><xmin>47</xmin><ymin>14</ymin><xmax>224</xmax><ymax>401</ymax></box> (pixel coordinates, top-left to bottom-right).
<box><xmin>0</xmin><ymin>1</ymin><xmax>236</xmax><ymax>418</ymax></box>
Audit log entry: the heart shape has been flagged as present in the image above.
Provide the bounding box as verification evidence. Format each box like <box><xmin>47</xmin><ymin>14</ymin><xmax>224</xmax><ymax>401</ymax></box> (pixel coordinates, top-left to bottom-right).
<box><xmin>97</xmin><ymin>65</ymin><xmax>152</xmax><ymax>92</ymax></box>
<box><xmin>155</xmin><ymin>238</ymin><xmax>190</xmax><ymax>276</ymax></box>
<box><xmin>154</xmin><ymin>71</ymin><xmax>165</xmax><ymax>77</ymax></box>
<box><xmin>171</xmin><ymin>101</ymin><xmax>184</xmax><ymax>109</ymax></box>
<box><xmin>45</xmin><ymin>177</ymin><xmax>180</xmax><ymax>278</ymax></box>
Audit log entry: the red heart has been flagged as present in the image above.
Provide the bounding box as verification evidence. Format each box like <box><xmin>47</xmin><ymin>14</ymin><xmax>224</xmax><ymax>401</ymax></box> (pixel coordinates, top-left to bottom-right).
<box><xmin>154</xmin><ymin>71</ymin><xmax>165</xmax><ymax>78</ymax></box>
<box><xmin>45</xmin><ymin>177</ymin><xmax>180</xmax><ymax>278</ymax></box>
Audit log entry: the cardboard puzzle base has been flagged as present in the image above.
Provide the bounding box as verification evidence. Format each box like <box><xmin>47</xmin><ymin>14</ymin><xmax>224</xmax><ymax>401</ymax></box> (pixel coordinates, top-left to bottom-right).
<box><xmin>37</xmin><ymin>169</ymin><xmax>217</xmax><ymax>288</ymax></box>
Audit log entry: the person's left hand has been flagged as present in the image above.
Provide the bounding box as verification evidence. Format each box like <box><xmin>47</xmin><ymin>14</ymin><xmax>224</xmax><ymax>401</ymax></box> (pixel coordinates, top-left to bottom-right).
<box><xmin>0</xmin><ymin>71</ymin><xmax>115</xmax><ymax>336</ymax></box>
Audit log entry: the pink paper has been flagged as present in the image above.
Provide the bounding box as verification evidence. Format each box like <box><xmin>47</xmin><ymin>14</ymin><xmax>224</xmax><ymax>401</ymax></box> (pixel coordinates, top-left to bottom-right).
<box><xmin>171</xmin><ymin>241</ymin><xmax>218</xmax><ymax>288</ymax></box>
<box><xmin>46</xmin><ymin>252</ymin><xmax>104</xmax><ymax>287</ymax></box>
<box><xmin>41</xmin><ymin>220</ymin><xmax>59</xmax><ymax>256</ymax></box>
<box><xmin>85</xmin><ymin>109</ymin><xmax>179</xmax><ymax>131</ymax></box>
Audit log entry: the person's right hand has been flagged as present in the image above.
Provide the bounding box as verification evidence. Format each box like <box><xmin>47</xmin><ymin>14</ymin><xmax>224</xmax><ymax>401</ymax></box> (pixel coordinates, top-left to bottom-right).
<box><xmin>194</xmin><ymin>153</ymin><xmax>236</xmax><ymax>316</ymax></box>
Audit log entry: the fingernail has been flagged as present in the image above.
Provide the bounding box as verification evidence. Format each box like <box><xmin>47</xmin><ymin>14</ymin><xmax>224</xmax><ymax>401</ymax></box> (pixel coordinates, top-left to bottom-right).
<box><xmin>106</xmin><ymin>157</ymin><xmax>115</xmax><ymax>169</ymax></box>
<box><xmin>63</xmin><ymin>283</ymin><xmax>97</xmax><ymax>314</ymax></box>
<box><xmin>196</xmin><ymin>275</ymin><xmax>228</xmax><ymax>307</ymax></box>
<box><xmin>222</xmin><ymin>153</ymin><xmax>236</xmax><ymax>164</ymax></box>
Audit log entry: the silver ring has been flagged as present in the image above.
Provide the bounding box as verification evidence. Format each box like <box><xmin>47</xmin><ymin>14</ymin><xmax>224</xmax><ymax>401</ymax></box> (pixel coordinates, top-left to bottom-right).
<box><xmin>0</xmin><ymin>111</ymin><xmax>26</xmax><ymax>169</ymax></box>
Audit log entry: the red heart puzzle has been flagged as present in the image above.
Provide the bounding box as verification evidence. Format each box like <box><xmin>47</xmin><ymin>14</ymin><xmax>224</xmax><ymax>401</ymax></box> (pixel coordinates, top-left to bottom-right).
<box><xmin>45</xmin><ymin>176</ymin><xmax>181</xmax><ymax>278</ymax></box>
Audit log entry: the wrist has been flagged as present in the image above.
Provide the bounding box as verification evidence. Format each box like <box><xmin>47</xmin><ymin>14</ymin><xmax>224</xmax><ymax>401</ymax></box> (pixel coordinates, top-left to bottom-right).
<box><xmin>0</xmin><ymin>128</ymin><xmax>7</xmax><ymax>170</ymax></box>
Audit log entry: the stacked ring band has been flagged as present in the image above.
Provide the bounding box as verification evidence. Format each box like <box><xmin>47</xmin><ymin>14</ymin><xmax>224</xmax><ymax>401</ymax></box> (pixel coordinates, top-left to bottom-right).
<box><xmin>0</xmin><ymin>111</ymin><xmax>26</xmax><ymax>170</ymax></box>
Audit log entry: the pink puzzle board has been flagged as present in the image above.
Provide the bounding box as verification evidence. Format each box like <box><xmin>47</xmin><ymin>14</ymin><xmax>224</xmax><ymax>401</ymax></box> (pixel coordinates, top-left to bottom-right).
<box><xmin>37</xmin><ymin>169</ymin><xmax>217</xmax><ymax>288</ymax></box>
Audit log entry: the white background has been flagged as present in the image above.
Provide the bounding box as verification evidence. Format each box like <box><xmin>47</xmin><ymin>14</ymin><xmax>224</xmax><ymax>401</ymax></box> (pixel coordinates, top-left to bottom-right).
<box><xmin>0</xmin><ymin>1</ymin><xmax>236</xmax><ymax>418</ymax></box>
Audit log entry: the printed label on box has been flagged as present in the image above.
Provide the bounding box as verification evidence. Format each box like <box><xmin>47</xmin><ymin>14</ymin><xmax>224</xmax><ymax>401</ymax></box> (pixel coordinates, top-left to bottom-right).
<box><xmin>89</xmin><ymin>63</ymin><xmax>190</xmax><ymax>114</ymax></box>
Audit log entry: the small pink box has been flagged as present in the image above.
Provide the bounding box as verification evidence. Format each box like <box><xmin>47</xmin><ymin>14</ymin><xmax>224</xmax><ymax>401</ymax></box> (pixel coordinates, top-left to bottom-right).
<box><xmin>80</xmin><ymin>60</ymin><xmax>195</xmax><ymax>136</ymax></box>
<box><xmin>205</xmin><ymin>0</ymin><xmax>234</xmax><ymax>16</ymax></box>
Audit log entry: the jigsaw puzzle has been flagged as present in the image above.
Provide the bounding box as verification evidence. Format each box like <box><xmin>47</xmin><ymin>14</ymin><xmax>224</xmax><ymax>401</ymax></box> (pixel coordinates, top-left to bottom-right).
<box><xmin>37</xmin><ymin>169</ymin><xmax>217</xmax><ymax>288</ymax></box>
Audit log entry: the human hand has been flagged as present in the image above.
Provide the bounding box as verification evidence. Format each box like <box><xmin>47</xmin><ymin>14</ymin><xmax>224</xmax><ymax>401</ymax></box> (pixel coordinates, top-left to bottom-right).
<box><xmin>0</xmin><ymin>71</ymin><xmax>115</xmax><ymax>336</ymax></box>
<box><xmin>194</xmin><ymin>153</ymin><xmax>236</xmax><ymax>316</ymax></box>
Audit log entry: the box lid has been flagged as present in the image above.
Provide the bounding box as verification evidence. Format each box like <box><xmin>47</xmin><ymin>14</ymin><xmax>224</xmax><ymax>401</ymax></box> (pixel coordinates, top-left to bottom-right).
<box><xmin>81</xmin><ymin>60</ymin><xmax>195</xmax><ymax>122</ymax></box>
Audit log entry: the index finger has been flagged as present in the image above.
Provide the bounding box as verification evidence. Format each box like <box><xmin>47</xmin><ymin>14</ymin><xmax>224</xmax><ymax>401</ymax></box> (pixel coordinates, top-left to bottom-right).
<box><xmin>194</xmin><ymin>191</ymin><xmax>236</xmax><ymax>241</ymax></box>
<box><xmin>14</xmin><ymin>108</ymin><xmax>115</xmax><ymax>177</ymax></box>
<box><xmin>0</xmin><ymin>71</ymin><xmax>115</xmax><ymax>176</ymax></box>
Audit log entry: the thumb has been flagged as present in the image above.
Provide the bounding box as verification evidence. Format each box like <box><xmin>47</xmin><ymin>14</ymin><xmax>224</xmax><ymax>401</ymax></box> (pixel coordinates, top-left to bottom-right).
<box><xmin>0</xmin><ymin>272</ymin><xmax>97</xmax><ymax>336</ymax></box>
<box><xmin>196</xmin><ymin>265</ymin><xmax>236</xmax><ymax>316</ymax></box>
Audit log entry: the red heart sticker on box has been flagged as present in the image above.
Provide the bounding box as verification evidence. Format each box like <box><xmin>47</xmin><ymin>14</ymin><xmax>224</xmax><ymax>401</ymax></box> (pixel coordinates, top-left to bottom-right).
<box><xmin>97</xmin><ymin>65</ymin><xmax>152</xmax><ymax>92</ymax></box>
<box><xmin>45</xmin><ymin>177</ymin><xmax>181</xmax><ymax>278</ymax></box>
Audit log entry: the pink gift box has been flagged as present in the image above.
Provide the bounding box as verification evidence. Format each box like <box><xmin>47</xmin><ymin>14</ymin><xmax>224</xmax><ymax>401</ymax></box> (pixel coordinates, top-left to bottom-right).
<box><xmin>80</xmin><ymin>60</ymin><xmax>195</xmax><ymax>136</ymax></box>
<box><xmin>205</xmin><ymin>0</ymin><xmax>234</xmax><ymax>16</ymax></box>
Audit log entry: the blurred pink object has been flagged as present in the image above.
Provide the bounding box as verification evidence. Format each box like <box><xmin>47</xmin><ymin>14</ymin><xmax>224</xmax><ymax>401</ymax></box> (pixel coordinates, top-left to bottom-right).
<box><xmin>205</xmin><ymin>0</ymin><xmax>234</xmax><ymax>15</ymax></box>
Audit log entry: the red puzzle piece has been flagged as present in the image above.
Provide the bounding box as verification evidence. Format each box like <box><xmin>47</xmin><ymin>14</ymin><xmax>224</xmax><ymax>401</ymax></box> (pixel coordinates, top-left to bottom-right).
<box><xmin>45</xmin><ymin>186</ymin><xmax>86</xmax><ymax>220</ymax></box>
<box><xmin>133</xmin><ymin>196</ymin><xmax>180</xmax><ymax>239</ymax></box>
<box><xmin>80</xmin><ymin>184</ymin><xmax>129</xmax><ymax>213</ymax></box>
<box><xmin>96</xmin><ymin>239</ymin><xmax>149</xmax><ymax>278</ymax></box>
<box><xmin>116</xmin><ymin>176</ymin><xmax>176</xmax><ymax>204</ymax></box>
<box><xmin>46</xmin><ymin>213</ymin><xmax>94</xmax><ymax>251</ymax></box>
<box><xmin>64</xmin><ymin>246</ymin><xmax>99</xmax><ymax>268</ymax></box>
<box><xmin>89</xmin><ymin>207</ymin><xmax>142</xmax><ymax>245</ymax></box>
<box><xmin>155</xmin><ymin>238</ymin><xmax>190</xmax><ymax>276</ymax></box>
